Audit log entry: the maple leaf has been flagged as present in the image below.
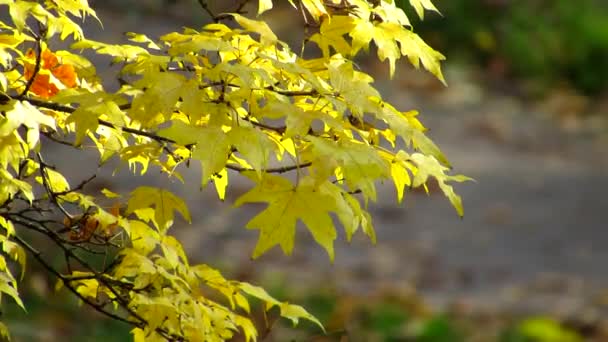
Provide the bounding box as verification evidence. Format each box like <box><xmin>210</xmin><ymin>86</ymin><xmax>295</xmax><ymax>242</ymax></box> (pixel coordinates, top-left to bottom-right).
<box><xmin>410</xmin><ymin>153</ymin><xmax>472</xmax><ymax>217</ymax></box>
<box><xmin>300</xmin><ymin>0</ymin><xmax>328</xmax><ymax>21</ymax></box>
<box><xmin>409</xmin><ymin>0</ymin><xmax>440</xmax><ymax>19</ymax></box>
<box><xmin>231</xmin><ymin>14</ymin><xmax>278</xmax><ymax>46</ymax></box>
<box><xmin>0</xmin><ymin>100</ymin><xmax>55</xmax><ymax>148</ymax></box>
<box><xmin>309</xmin><ymin>16</ymin><xmax>355</xmax><ymax>57</ymax></box>
<box><xmin>229</xmin><ymin>126</ymin><xmax>273</xmax><ymax>176</ymax></box>
<box><xmin>23</xmin><ymin>48</ymin><xmax>77</xmax><ymax>98</ymax></box>
<box><xmin>235</xmin><ymin>175</ymin><xmax>339</xmax><ymax>261</ymax></box>
<box><xmin>126</xmin><ymin>186</ymin><xmax>191</xmax><ymax>233</ymax></box>
<box><xmin>239</xmin><ymin>282</ymin><xmax>324</xmax><ymax>330</ymax></box>
<box><xmin>308</xmin><ymin>136</ymin><xmax>389</xmax><ymax>202</ymax></box>
<box><xmin>158</xmin><ymin>120</ymin><xmax>232</xmax><ymax>186</ymax></box>
<box><xmin>390</xmin><ymin>150</ymin><xmax>413</xmax><ymax>203</ymax></box>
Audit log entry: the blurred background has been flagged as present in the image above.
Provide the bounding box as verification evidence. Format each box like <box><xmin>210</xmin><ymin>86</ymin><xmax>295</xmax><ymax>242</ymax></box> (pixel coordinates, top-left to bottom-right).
<box><xmin>4</xmin><ymin>0</ymin><xmax>608</xmax><ymax>341</ymax></box>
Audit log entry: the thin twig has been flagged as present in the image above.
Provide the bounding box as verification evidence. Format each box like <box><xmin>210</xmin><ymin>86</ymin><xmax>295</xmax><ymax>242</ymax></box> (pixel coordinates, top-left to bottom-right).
<box><xmin>234</xmin><ymin>0</ymin><xmax>250</xmax><ymax>15</ymax></box>
<box><xmin>226</xmin><ymin>161</ymin><xmax>312</xmax><ymax>173</ymax></box>
<box><xmin>197</xmin><ymin>0</ymin><xmax>218</xmax><ymax>21</ymax></box>
<box><xmin>19</xmin><ymin>37</ymin><xmax>42</xmax><ymax>98</ymax></box>
<box><xmin>42</xmin><ymin>131</ymin><xmax>78</xmax><ymax>147</ymax></box>
<box><xmin>12</xmin><ymin>233</ymin><xmax>137</xmax><ymax>326</ymax></box>
<box><xmin>247</xmin><ymin>120</ymin><xmax>286</xmax><ymax>134</ymax></box>
<box><xmin>36</xmin><ymin>153</ymin><xmax>73</xmax><ymax>220</ymax></box>
<box><xmin>9</xmin><ymin>214</ymin><xmax>183</xmax><ymax>341</ymax></box>
<box><xmin>101</xmin><ymin>118</ymin><xmax>176</xmax><ymax>144</ymax></box>
<box><xmin>21</xmin><ymin>97</ymin><xmax>176</xmax><ymax>144</ymax></box>
<box><xmin>53</xmin><ymin>174</ymin><xmax>96</xmax><ymax>196</ymax></box>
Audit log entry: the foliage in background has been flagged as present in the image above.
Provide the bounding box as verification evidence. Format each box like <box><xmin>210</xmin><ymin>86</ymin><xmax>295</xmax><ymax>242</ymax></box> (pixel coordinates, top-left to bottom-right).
<box><xmin>209</xmin><ymin>281</ymin><xmax>590</xmax><ymax>341</ymax></box>
<box><xmin>0</xmin><ymin>0</ymin><xmax>468</xmax><ymax>340</ymax></box>
<box><xmin>3</xmin><ymin>280</ymin><xmax>591</xmax><ymax>341</ymax></box>
<box><xmin>397</xmin><ymin>0</ymin><xmax>608</xmax><ymax>96</ymax></box>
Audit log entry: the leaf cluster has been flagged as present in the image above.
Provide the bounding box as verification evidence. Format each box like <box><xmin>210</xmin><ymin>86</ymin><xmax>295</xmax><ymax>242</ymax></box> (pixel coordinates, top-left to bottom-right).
<box><xmin>0</xmin><ymin>0</ymin><xmax>469</xmax><ymax>340</ymax></box>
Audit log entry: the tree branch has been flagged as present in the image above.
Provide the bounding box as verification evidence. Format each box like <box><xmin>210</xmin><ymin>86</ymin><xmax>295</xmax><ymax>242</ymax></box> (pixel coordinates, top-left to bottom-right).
<box><xmin>11</xmin><ymin>232</ymin><xmax>137</xmax><ymax>326</ymax></box>
<box><xmin>14</xmin><ymin>96</ymin><xmax>317</xmax><ymax>174</ymax></box>
<box><xmin>226</xmin><ymin>162</ymin><xmax>312</xmax><ymax>173</ymax></box>
<box><xmin>37</xmin><ymin>152</ymin><xmax>73</xmax><ymax>220</ymax></box>
<box><xmin>20</xmin><ymin>97</ymin><xmax>176</xmax><ymax>144</ymax></box>
<box><xmin>53</xmin><ymin>174</ymin><xmax>96</xmax><ymax>197</ymax></box>
<box><xmin>197</xmin><ymin>0</ymin><xmax>219</xmax><ymax>21</ymax></box>
<box><xmin>19</xmin><ymin>38</ymin><xmax>42</xmax><ymax>98</ymax></box>
<box><xmin>9</xmin><ymin>214</ymin><xmax>183</xmax><ymax>341</ymax></box>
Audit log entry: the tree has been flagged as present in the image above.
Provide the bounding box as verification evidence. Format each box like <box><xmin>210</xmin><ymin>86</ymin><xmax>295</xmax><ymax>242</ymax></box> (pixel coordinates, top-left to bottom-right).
<box><xmin>0</xmin><ymin>0</ymin><xmax>469</xmax><ymax>340</ymax></box>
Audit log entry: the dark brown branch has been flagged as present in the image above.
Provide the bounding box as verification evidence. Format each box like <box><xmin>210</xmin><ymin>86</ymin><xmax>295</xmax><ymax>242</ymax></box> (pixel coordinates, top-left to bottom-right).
<box><xmin>11</xmin><ymin>232</ymin><xmax>136</xmax><ymax>326</ymax></box>
<box><xmin>18</xmin><ymin>97</ymin><xmax>75</xmax><ymax>112</ymax></box>
<box><xmin>22</xmin><ymin>96</ymin><xmax>318</xmax><ymax>176</ymax></box>
<box><xmin>196</xmin><ymin>0</ymin><xmax>250</xmax><ymax>23</ymax></box>
<box><xmin>197</xmin><ymin>0</ymin><xmax>219</xmax><ymax>21</ymax></box>
<box><xmin>247</xmin><ymin>119</ymin><xmax>286</xmax><ymax>134</ymax></box>
<box><xmin>53</xmin><ymin>174</ymin><xmax>96</xmax><ymax>196</ymax></box>
<box><xmin>42</xmin><ymin>131</ymin><xmax>77</xmax><ymax>147</ymax></box>
<box><xmin>9</xmin><ymin>214</ymin><xmax>181</xmax><ymax>341</ymax></box>
<box><xmin>101</xmin><ymin>119</ymin><xmax>176</xmax><ymax>144</ymax></box>
<box><xmin>18</xmin><ymin>96</ymin><xmax>320</xmax><ymax>174</ymax></box>
<box><xmin>10</xmin><ymin>214</ymin><xmax>100</xmax><ymax>271</ymax></box>
<box><xmin>37</xmin><ymin>153</ymin><xmax>73</xmax><ymax>219</ymax></box>
<box><xmin>19</xmin><ymin>97</ymin><xmax>176</xmax><ymax>144</ymax></box>
<box><xmin>226</xmin><ymin>162</ymin><xmax>312</xmax><ymax>173</ymax></box>
<box><xmin>19</xmin><ymin>38</ymin><xmax>42</xmax><ymax>98</ymax></box>
<box><xmin>22</xmin><ymin>93</ymin><xmax>312</xmax><ymax>149</ymax></box>
<box><xmin>266</xmin><ymin>86</ymin><xmax>319</xmax><ymax>97</ymax></box>
<box><xmin>234</xmin><ymin>0</ymin><xmax>251</xmax><ymax>14</ymax></box>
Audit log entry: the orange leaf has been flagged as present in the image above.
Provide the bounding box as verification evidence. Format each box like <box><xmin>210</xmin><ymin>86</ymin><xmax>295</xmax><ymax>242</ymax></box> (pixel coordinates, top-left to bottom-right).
<box><xmin>52</xmin><ymin>64</ymin><xmax>77</xmax><ymax>88</ymax></box>
<box><xmin>23</xmin><ymin>48</ymin><xmax>77</xmax><ymax>98</ymax></box>
<box><xmin>41</xmin><ymin>49</ymin><xmax>59</xmax><ymax>69</ymax></box>
<box><xmin>26</xmin><ymin>73</ymin><xmax>60</xmax><ymax>99</ymax></box>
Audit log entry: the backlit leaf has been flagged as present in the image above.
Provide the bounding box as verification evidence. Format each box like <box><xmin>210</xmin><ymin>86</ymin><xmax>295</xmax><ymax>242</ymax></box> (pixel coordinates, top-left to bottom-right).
<box><xmin>411</xmin><ymin>153</ymin><xmax>472</xmax><ymax>217</ymax></box>
<box><xmin>258</xmin><ymin>0</ymin><xmax>273</xmax><ymax>15</ymax></box>
<box><xmin>235</xmin><ymin>175</ymin><xmax>339</xmax><ymax>260</ymax></box>
<box><xmin>126</xmin><ymin>187</ymin><xmax>191</xmax><ymax>232</ymax></box>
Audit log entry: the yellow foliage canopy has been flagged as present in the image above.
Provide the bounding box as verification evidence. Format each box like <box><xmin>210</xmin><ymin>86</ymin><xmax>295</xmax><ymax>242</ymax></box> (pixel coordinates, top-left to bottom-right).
<box><xmin>0</xmin><ymin>0</ymin><xmax>469</xmax><ymax>341</ymax></box>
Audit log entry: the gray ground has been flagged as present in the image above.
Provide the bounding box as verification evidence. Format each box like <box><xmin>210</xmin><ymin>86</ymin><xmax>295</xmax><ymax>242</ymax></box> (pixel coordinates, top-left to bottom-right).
<box><xmin>46</xmin><ymin>2</ymin><xmax>608</xmax><ymax>319</ymax></box>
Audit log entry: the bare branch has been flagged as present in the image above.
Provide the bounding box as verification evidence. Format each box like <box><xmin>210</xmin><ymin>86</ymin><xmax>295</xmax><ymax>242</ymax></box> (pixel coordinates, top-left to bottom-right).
<box><xmin>36</xmin><ymin>153</ymin><xmax>73</xmax><ymax>220</ymax></box>
<box><xmin>9</xmin><ymin>214</ymin><xmax>183</xmax><ymax>341</ymax></box>
<box><xmin>19</xmin><ymin>38</ymin><xmax>42</xmax><ymax>98</ymax></box>
<box><xmin>53</xmin><ymin>174</ymin><xmax>97</xmax><ymax>197</ymax></box>
<box><xmin>227</xmin><ymin>161</ymin><xmax>312</xmax><ymax>173</ymax></box>
<box><xmin>197</xmin><ymin>0</ymin><xmax>219</xmax><ymax>21</ymax></box>
<box><xmin>11</xmin><ymin>232</ymin><xmax>137</xmax><ymax>326</ymax></box>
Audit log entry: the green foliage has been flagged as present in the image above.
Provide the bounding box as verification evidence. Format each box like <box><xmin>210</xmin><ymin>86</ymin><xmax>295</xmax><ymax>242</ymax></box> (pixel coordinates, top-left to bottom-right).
<box><xmin>399</xmin><ymin>0</ymin><xmax>608</xmax><ymax>95</ymax></box>
<box><xmin>284</xmin><ymin>288</ymin><xmax>467</xmax><ymax>341</ymax></box>
<box><xmin>0</xmin><ymin>0</ymin><xmax>467</xmax><ymax>340</ymax></box>
<box><xmin>364</xmin><ymin>302</ymin><xmax>409</xmax><ymax>339</ymax></box>
<box><xmin>501</xmin><ymin>317</ymin><xmax>583</xmax><ymax>342</ymax></box>
<box><xmin>416</xmin><ymin>315</ymin><xmax>463</xmax><ymax>342</ymax></box>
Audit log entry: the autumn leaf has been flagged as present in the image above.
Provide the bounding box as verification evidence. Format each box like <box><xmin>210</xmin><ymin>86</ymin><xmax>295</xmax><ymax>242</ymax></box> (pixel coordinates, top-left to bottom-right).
<box><xmin>258</xmin><ymin>0</ymin><xmax>273</xmax><ymax>15</ymax></box>
<box><xmin>0</xmin><ymin>0</ymin><xmax>468</xmax><ymax>340</ymax></box>
<box><xmin>411</xmin><ymin>153</ymin><xmax>473</xmax><ymax>217</ymax></box>
<box><xmin>239</xmin><ymin>282</ymin><xmax>324</xmax><ymax>330</ymax></box>
<box><xmin>235</xmin><ymin>175</ymin><xmax>340</xmax><ymax>261</ymax></box>
<box><xmin>409</xmin><ymin>0</ymin><xmax>440</xmax><ymax>19</ymax></box>
<box><xmin>23</xmin><ymin>48</ymin><xmax>77</xmax><ymax>98</ymax></box>
<box><xmin>126</xmin><ymin>187</ymin><xmax>191</xmax><ymax>233</ymax></box>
